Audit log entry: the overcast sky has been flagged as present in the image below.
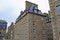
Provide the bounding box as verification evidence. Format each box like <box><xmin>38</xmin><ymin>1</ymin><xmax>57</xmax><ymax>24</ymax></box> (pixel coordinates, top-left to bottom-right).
<box><xmin>0</xmin><ymin>0</ymin><xmax>50</xmax><ymax>26</ymax></box>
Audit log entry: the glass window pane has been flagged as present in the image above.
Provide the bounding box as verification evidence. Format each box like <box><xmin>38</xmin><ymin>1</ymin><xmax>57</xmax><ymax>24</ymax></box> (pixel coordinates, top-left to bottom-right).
<box><xmin>34</xmin><ymin>10</ymin><xmax>37</xmax><ymax>13</ymax></box>
<box><xmin>29</xmin><ymin>4</ymin><xmax>38</xmax><ymax>13</ymax></box>
<box><xmin>57</xmin><ymin>6</ymin><xmax>60</xmax><ymax>14</ymax></box>
<box><xmin>29</xmin><ymin>4</ymin><xmax>35</xmax><ymax>12</ymax></box>
<box><xmin>34</xmin><ymin>7</ymin><xmax>38</xmax><ymax>9</ymax></box>
<box><xmin>38</xmin><ymin>10</ymin><xmax>42</xmax><ymax>14</ymax></box>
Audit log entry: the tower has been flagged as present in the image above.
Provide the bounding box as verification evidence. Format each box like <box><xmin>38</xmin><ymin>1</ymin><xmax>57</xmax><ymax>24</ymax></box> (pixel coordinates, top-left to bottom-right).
<box><xmin>7</xmin><ymin>22</ymin><xmax>14</xmax><ymax>40</ymax></box>
<box><xmin>49</xmin><ymin>0</ymin><xmax>60</xmax><ymax>40</ymax></box>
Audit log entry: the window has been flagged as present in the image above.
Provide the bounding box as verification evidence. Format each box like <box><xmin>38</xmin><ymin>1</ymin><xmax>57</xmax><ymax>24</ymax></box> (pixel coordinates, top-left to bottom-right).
<box><xmin>34</xmin><ymin>6</ymin><xmax>38</xmax><ymax>9</ymax></box>
<box><xmin>46</xmin><ymin>16</ymin><xmax>51</xmax><ymax>23</ymax></box>
<box><xmin>33</xmin><ymin>29</ymin><xmax>36</xmax><ymax>33</ymax></box>
<box><xmin>3</xmin><ymin>26</ymin><xmax>5</xmax><ymax>29</ymax></box>
<box><xmin>55</xmin><ymin>0</ymin><xmax>58</xmax><ymax>1</ymax></box>
<box><xmin>0</xmin><ymin>32</ymin><xmax>1</xmax><ymax>34</ymax></box>
<box><xmin>29</xmin><ymin>4</ymin><xmax>35</xmax><ymax>12</ymax></box>
<box><xmin>33</xmin><ymin>33</ymin><xmax>36</xmax><ymax>40</ymax></box>
<box><xmin>33</xmin><ymin>21</ymin><xmax>35</xmax><ymax>25</ymax></box>
<box><xmin>0</xmin><ymin>37</ymin><xmax>2</xmax><ymax>40</ymax></box>
<box><xmin>29</xmin><ymin>4</ymin><xmax>38</xmax><ymax>13</ymax></box>
<box><xmin>33</xmin><ymin>29</ymin><xmax>36</xmax><ymax>34</ymax></box>
<box><xmin>33</xmin><ymin>21</ymin><xmax>36</xmax><ymax>27</ymax></box>
<box><xmin>0</xmin><ymin>25</ymin><xmax>2</xmax><ymax>29</ymax></box>
<box><xmin>0</xmin><ymin>32</ymin><xmax>2</xmax><ymax>37</ymax></box>
<box><xmin>34</xmin><ymin>6</ymin><xmax>38</xmax><ymax>13</ymax></box>
<box><xmin>38</xmin><ymin>10</ymin><xmax>42</xmax><ymax>14</ymax></box>
<box><xmin>34</xmin><ymin>10</ymin><xmax>37</xmax><ymax>13</ymax></box>
<box><xmin>56</xmin><ymin>5</ymin><xmax>60</xmax><ymax>14</ymax></box>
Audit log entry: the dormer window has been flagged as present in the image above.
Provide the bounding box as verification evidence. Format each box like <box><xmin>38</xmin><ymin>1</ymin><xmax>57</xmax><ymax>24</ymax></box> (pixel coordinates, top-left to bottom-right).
<box><xmin>46</xmin><ymin>16</ymin><xmax>51</xmax><ymax>23</ymax></box>
<box><xmin>34</xmin><ymin>6</ymin><xmax>38</xmax><ymax>9</ymax></box>
<box><xmin>38</xmin><ymin>10</ymin><xmax>42</xmax><ymax>14</ymax></box>
<box><xmin>28</xmin><ymin>4</ymin><xmax>38</xmax><ymax>13</ymax></box>
<box><xmin>33</xmin><ymin>6</ymin><xmax>38</xmax><ymax>13</ymax></box>
<box><xmin>29</xmin><ymin>4</ymin><xmax>35</xmax><ymax>12</ymax></box>
<box><xmin>34</xmin><ymin>9</ymin><xmax>37</xmax><ymax>13</ymax></box>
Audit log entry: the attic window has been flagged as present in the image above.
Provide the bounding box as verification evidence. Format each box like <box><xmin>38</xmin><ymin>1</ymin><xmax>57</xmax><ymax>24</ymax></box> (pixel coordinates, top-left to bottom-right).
<box><xmin>28</xmin><ymin>4</ymin><xmax>38</xmax><ymax>13</ymax></box>
<box><xmin>29</xmin><ymin>4</ymin><xmax>35</xmax><ymax>12</ymax></box>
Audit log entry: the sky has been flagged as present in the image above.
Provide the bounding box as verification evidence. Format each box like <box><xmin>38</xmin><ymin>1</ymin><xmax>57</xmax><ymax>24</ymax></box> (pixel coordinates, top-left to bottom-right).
<box><xmin>0</xmin><ymin>0</ymin><xmax>50</xmax><ymax>26</ymax></box>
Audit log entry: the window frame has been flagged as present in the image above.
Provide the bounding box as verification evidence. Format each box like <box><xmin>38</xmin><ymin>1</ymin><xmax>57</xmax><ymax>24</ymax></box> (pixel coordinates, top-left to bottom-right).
<box><xmin>56</xmin><ymin>5</ymin><xmax>60</xmax><ymax>14</ymax></box>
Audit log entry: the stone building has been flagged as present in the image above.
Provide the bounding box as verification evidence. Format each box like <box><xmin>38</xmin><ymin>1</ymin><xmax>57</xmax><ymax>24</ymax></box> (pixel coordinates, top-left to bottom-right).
<box><xmin>14</xmin><ymin>1</ymin><xmax>53</xmax><ymax>40</ymax></box>
<box><xmin>49</xmin><ymin>0</ymin><xmax>60</xmax><ymax>40</ymax></box>
<box><xmin>6</xmin><ymin>22</ymin><xmax>14</xmax><ymax>40</ymax></box>
<box><xmin>44</xmin><ymin>11</ymin><xmax>53</xmax><ymax>40</ymax></box>
<box><xmin>0</xmin><ymin>20</ymin><xmax>7</xmax><ymax>40</ymax></box>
